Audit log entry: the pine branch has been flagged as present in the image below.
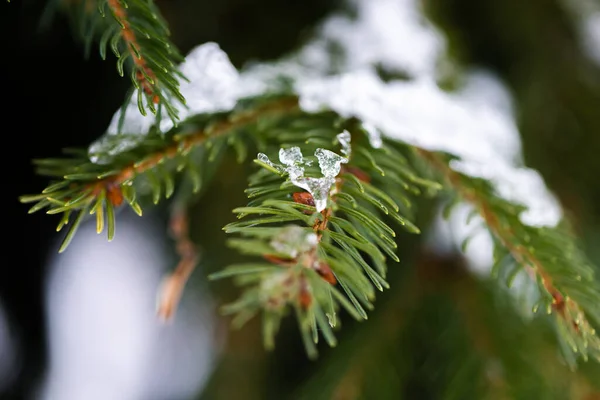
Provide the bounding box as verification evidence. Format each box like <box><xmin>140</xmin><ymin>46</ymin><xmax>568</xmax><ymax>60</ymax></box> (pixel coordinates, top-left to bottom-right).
<box><xmin>20</xmin><ymin>89</ymin><xmax>600</xmax><ymax>366</ymax></box>
<box><xmin>419</xmin><ymin>149</ymin><xmax>600</xmax><ymax>367</ymax></box>
<box><xmin>210</xmin><ymin>120</ymin><xmax>436</xmax><ymax>358</ymax></box>
<box><xmin>19</xmin><ymin>96</ymin><xmax>299</xmax><ymax>253</ymax></box>
<box><xmin>54</xmin><ymin>0</ymin><xmax>186</xmax><ymax>123</ymax></box>
<box><xmin>101</xmin><ymin>0</ymin><xmax>186</xmax><ymax>120</ymax></box>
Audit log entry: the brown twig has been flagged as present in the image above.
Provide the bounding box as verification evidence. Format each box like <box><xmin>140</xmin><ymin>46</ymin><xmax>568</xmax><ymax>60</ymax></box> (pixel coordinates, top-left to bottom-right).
<box><xmin>156</xmin><ymin>206</ymin><xmax>199</xmax><ymax>321</ymax></box>
<box><xmin>88</xmin><ymin>97</ymin><xmax>299</xmax><ymax>208</ymax></box>
<box><xmin>144</xmin><ymin>98</ymin><xmax>298</xmax><ymax>320</ymax></box>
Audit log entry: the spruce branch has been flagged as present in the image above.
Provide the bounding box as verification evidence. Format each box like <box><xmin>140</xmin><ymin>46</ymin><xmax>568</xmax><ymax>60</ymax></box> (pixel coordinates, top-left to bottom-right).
<box><xmin>101</xmin><ymin>0</ymin><xmax>186</xmax><ymax>121</ymax></box>
<box><xmin>19</xmin><ymin>96</ymin><xmax>299</xmax><ymax>253</ymax></box>
<box><xmin>20</xmin><ymin>88</ymin><xmax>600</xmax><ymax>366</ymax></box>
<box><xmin>210</xmin><ymin>121</ymin><xmax>436</xmax><ymax>358</ymax></box>
<box><xmin>418</xmin><ymin>149</ymin><xmax>600</xmax><ymax>366</ymax></box>
<box><xmin>54</xmin><ymin>0</ymin><xmax>186</xmax><ymax>123</ymax></box>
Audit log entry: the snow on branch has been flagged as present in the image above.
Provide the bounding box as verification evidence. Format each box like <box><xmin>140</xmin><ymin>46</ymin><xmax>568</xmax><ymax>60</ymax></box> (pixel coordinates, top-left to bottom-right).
<box><xmin>28</xmin><ymin>0</ymin><xmax>596</xmax><ymax>364</ymax></box>
<box><xmin>101</xmin><ymin>0</ymin><xmax>560</xmax><ymax>228</ymax></box>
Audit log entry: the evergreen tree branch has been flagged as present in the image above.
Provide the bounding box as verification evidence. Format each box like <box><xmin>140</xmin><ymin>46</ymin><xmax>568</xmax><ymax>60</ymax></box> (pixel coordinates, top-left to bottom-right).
<box><xmin>101</xmin><ymin>0</ymin><xmax>186</xmax><ymax>121</ymax></box>
<box><xmin>418</xmin><ymin>149</ymin><xmax>600</xmax><ymax>366</ymax></box>
<box><xmin>210</xmin><ymin>119</ymin><xmax>435</xmax><ymax>357</ymax></box>
<box><xmin>19</xmin><ymin>96</ymin><xmax>299</xmax><ymax>253</ymax></box>
<box><xmin>20</xmin><ymin>90</ymin><xmax>600</xmax><ymax>365</ymax></box>
<box><xmin>53</xmin><ymin>0</ymin><xmax>187</xmax><ymax>123</ymax></box>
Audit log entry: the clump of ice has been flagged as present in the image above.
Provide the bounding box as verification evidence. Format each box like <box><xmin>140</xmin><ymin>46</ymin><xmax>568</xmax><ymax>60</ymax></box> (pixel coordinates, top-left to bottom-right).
<box><xmin>315</xmin><ymin>148</ymin><xmax>348</xmax><ymax>177</ymax></box>
<box><xmin>90</xmin><ymin>43</ymin><xmax>241</xmax><ymax>163</ymax></box>
<box><xmin>175</xmin><ymin>43</ymin><xmax>240</xmax><ymax>123</ymax></box>
<box><xmin>449</xmin><ymin>160</ymin><xmax>562</xmax><ymax>227</ymax></box>
<box><xmin>279</xmin><ymin>147</ymin><xmax>304</xmax><ymax>170</ymax></box>
<box><xmin>299</xmin><ymin>71</ymin><xmax>517</xmax><ymax>165</ymax></box>
<box><xmin>257</xmin><ymin>134</ymin><xmax>350</xmax><ymax>211</ymax></box>
<box><xmin>233</xmin><ymin>0</ymin><xmax>445</xmax><ymax>96</ymax></box>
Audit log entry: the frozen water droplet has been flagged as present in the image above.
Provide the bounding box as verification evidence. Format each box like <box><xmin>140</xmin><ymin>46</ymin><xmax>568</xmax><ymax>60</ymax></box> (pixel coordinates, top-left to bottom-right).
<box><xmin>279</xmin><ymin>147</ymin><xmax>304</xmax><ymax>166</ymax></box>
<box><xmin>337</xmin><ymin>130</ymin><xmax>352</xmax><ymax>156</ymax></box>
<box><xmin>308</xmin><ymin>177</ymin><xmax>335</xmax><ymax>212</ymax></box>
<box><xmin>257</xmin><ymin>153</ymin><xmax>270</xmax><ymax>163</ymax></box>
<box><xmin>257</xmin><ymin>153</ymin><xmax>284</xmax><ymax>173</ymax></box>
<box><xmin>256</xmin><ymin>145</ymin><xmax>347</xmax><ymax>212</ymax></box>
<box><xmin>292</xmin><ymin>176</ymin><xmax>335</xmax><ymax>212</ymax></box>
<box><xmin>315</xmin><ymin>148</ymin><xmax>348</xmax><ymax>178</ymax></box>
<box><xmin>287</xmin><ymin>165</ymin><xmax>305</xmax><ymax>181</ymax></box>
<box><xmin>105</xmin><ymin>42</ymin><xmax>241</xmax><ymax>137</ymax></box>
<box><xmin>278</xmin><ymin>147</ymin><xmax>306</xmax><ymax>180</ymax></box>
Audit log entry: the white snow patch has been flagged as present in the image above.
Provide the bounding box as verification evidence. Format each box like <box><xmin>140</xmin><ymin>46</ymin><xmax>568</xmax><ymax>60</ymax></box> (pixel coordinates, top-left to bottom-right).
<box><xmin>317</xmin><ymin>0</ymin><xmax>445</xmax><ymax>77</ymax></box>
<box><xmin>298</xmin><ymin>69</ymin><xmax>561</xmax><ymax>226</ymax></box>
<box><xmin>93</xmin><ymin>0</ymin><xmax>562</xmax><ymax>227</ymax></box>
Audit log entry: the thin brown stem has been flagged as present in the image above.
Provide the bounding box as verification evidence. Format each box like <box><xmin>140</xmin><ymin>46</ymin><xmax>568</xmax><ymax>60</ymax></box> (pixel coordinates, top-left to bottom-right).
<box><xmin>156</xmin><ymin>206</ymin><xmax>199</xmax><ymax>320</ymax></box>
<box><xmin>91</xmin><ymin>97</ymin><xmax>299</xmax><ymax>207</ymax></box>
<box><xmin>107</xmin><ymin>0</ymin><xmax>160</xmax><ymax>103</ymax></box>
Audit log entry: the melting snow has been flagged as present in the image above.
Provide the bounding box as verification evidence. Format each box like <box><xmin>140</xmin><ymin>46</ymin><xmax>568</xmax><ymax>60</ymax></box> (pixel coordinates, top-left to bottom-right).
<box><xmin>94</xmin><ymin>0</ymin><xmax>562</xmax><ymax>227</ymax></box>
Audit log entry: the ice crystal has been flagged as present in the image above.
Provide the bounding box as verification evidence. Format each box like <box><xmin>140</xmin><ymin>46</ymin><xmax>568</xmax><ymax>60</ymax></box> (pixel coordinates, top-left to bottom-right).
<box><xmin>293</xmin><ymin>177</ymin><xmax>336</xmax><ymax>212</ymax></box>
<box><xmin>257</xmin><ymin>153</ymin><xmax>282</xmax><ymax>172</ymax></box>
<box><xmin>336</xmin><ymin>130</ymin><xmax>352</xmax><ymax>156</ymax></box>
<box><xmin>315</xmin><ymin>148</ymin><xmax>348</xmax><ymax>178</ymax></box>
<box><xmin>257</xmin><ymin>139</ymin><xmax>350</xmax><ymax>212</ymax></box>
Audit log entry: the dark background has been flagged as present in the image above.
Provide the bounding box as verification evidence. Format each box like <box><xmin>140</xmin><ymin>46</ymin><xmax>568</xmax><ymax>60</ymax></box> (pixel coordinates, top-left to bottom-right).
<box><xmin>4</xmin><ymin>0</ymin><xmax>600</xmax><ymax>399</ymax></box>
<box><xmin>2</xmin><ymin>1</ymin><xmax>126</xmax><ymax>397</ymax></box>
